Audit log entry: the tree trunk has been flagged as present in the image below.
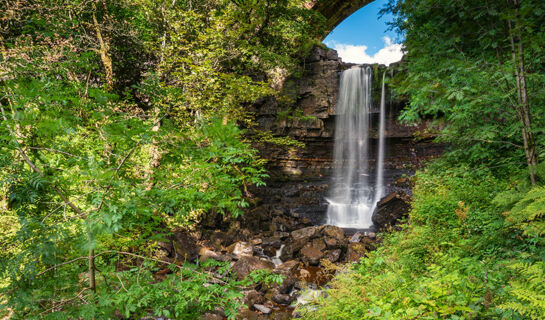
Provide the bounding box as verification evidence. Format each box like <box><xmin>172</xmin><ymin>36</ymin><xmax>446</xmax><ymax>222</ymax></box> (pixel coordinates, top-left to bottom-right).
<box><xmin>507</xmin><ymin>1</ymin><xmax>537</xmax><ymax>185</ymax></box>
<box><xmin>92</xmin><ymin>10</ymin><xmax>114</xmax><ymax>90</ymax></box>
<box><xmin>88</xmin><ymin>249</ymin><xmax>96</xmax><ymax>291</ymax></box>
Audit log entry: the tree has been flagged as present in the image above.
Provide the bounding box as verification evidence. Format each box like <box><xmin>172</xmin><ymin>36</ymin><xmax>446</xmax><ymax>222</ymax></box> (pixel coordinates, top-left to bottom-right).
<box><xmin>0</xmin><ymin>0</ymin><xmax>322</xmax><ymax>317</ymax></box>
<box><xmin>385</xmin><ymin>0</ymin><xmax>545</xmax><ymax>182</ymax></box>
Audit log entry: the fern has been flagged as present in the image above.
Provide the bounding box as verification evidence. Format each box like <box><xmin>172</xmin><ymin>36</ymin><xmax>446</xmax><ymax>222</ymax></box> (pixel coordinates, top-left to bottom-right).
<box><xmin>503</xmin><ymin>186</ymin><xmax>545</xmax><ymax>237</ymax></box>
<box><xmin>500</xmin><ymin>262</ymin><xmax>545</xmax><ymax>320</ymax></box>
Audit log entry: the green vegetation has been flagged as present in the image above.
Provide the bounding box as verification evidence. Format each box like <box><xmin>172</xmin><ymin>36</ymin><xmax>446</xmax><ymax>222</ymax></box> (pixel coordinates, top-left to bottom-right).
<box><xmin>0</xmin><ymin>0</ymin><xmax>321</xmax><ymax>318</ymax></box>
<box><xmin>2</xmin><ymin>0</ymin><xmax>545</xmax><ymax>319</ymax></box>
<box><xmin>301</xmin><ymin>0</ymin><xmax>545</xmax><ymax>319</ymax></box>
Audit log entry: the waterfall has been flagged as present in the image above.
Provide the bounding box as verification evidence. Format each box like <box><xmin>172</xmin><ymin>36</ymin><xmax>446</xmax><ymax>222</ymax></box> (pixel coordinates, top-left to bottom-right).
<box><xmin>374</xmin><ymin>71</ymin><xmax>387</xmax><ymax>204</ymax></box>
<box><xmin>326</xmin><ymin>67</ymin><xmax>387</xmax><ymax>228</ymax></box>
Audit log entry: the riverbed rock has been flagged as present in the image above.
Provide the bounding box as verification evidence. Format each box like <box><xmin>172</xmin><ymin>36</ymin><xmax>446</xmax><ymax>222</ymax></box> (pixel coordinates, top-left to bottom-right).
<box><xmin>253</xmin><ymin>304</ymin><xmax>271</xmax><ymax>314</ymax></box>
<box><xmin>229</xmin><ymin>241</ymin><xmax>254</xmax><ymax>258</ymax></box>
<box><xmin>269</xmin><ymin>289</ymin><xmax>295</xmax><ymax>305</ymax></box>
<box><xmin>244</xmin><ymin>290</ymin><xmax>266</xmax><ymax>307</ymax></box>
<box><xmin>322</xmin><ymin>225</ymin><xmax>345</xmax><ymax>241</ymax></box>
<box><xmin>291</xmin><ymin>226</ymin><xmax>318</xmax><ymax>241</ymax></box>
<box><xmin>372</xmin><ymin>191</ymin><xmax>411</xmax><ymax>230</ymax></box>
<box><xmin>172</xmin><ymin>232</ymin><xmax>199</xmax><ymax>262</ymax></box>
<box><xmin>199</xmin><ymin>248</ymin><xmax>231</xmax><ymax>262</ymax></box>
<box><xmin>300</xmin><ymin>244</ymin><xmax>324</xmax><ymax>265</ymax></box>
<box><xmin>324</xmin><ymin>249</ymin><xmax>342</xmax><ymax>263</ymax></box>
<box><xmin>275</xmin><ymin>260</ymin><xmax>299</xmax><ymax>275</ymax></box>
<box><xmin>349</xmin><ymin>232</ymin><xmax>362</xmax><ymax>243</ymax></box>
<box><xmin>232</xmin><ymin>256</ymin><xmax>275</xmax><ymax>280</ymax></box>
<box><xmin>346</xmin><ymin>243</ymin><xmax>367</xmax><ymax>262</ymax></box>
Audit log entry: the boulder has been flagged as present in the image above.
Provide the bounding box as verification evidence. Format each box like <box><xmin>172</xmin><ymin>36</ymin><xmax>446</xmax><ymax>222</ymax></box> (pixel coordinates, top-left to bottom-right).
<box><xmin>346</xmin><ymin>243</ymin><xmax>367</xmax><ymax>263</ymax></box>
<box><xmin>322</xmin><ymin>225</ymin><xmax>344</xmax><ymax>241</ymax></box>
<box><xmin>243</xmin><ymin>290</ymin><xmax>265</xmax><ymax>307</ymax></box>
<box><xmin>324</xmin><ymin>249</ymin><xmax>341</xmax><ymax>263</ymax></box>
<box><xmin>274</xmin><ymin>260</ymin><xmax>299</xmax><ymax>275</ymax></box>
<box><xmin>349</xmin><ymin>232</ymin><xmax>362</xmax><ymax>243</ymax></box>
<box><xmin>324</xmin><ymin>237</ymin><xmax>340</xmax><ymax>248</ymax></box>
<box><xmin>232</xmin><ymin>256</ymin><xmax>275</xmax><ymax>280</ymax></box>
<box><xmin>269</xmin><ymin>289</ymin><xmax>295</xmax><ymax>305</ymax></box>
<box><xmin>198</xmin><ymin>248</ymin><xmax>231</xmax><ymax>262</ymax></box>
<box><xmin>228</xmin><ymin>241</ymin><xmax>254</xmax><ymax>258</ymax></box>
<box><xmin>300</xmin><ymin>244</ymin><xmax>324</xmax><ymax>265</ymax></box>
<box><xmin>172</xmin><ymin>232</ymin><xmax>199</xmax><ymax>262</ymax></box>
<box><xmin>372</xmin><ymin>191</ymin><xmax>411</xmax><ymax>230</ymax></box>
<box><xmin>310</xmin><ymin>238</ymin><xmax>326</xmax><ymax>251</ymax></box>
<box><xmin>253</xmin><ymin>304</ymin><xmax>271</xmax><ymax>314</ymax></box>
<box><xmin>291</xmin><ymin>226</ymin><xmax>318</xmax><ymax>241</ymax></box>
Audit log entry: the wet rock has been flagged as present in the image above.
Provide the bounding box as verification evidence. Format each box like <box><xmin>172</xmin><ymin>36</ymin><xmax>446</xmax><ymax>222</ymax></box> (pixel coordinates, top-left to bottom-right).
<box><xmin>291</xmin><ymin>226</ymin><xmax>318</xmax><ymax>241</ymax></box>
<box><xmin>310</xmin><ymin>238</ymin><xmax>326</xmax><ymax>251</ymax></box>
<box><xmin>346</xmin><ymin>243</ymin><xmax>367</xmax><ymax>262</ymax></box>
<box><xmin>300</xmin><ymin>244</ymin><xmax>324</xmax><ymax>265</ymax></box>
<box><xmin>232</xmin><ymin>256</ymin><xmax>275</xmax><ymax>280</ymax></box>
<box><xmin>275</xmin><ymin>260</ymin><xmax>299</xmax><ymax>275</ymax></box>
<box><xmin>208</xmin><ymin>230</ymin><xmax>234</xmax><ymax>251</ymax></box>
<box><xmin>270</xmin><ymin>289</ymin><xmax>295</xmax><ymax>305</ymax></box>
<box><xmin>324</xmin><ymin>236</ymin><xmax>343</xmax><ymax>249</ymax></box>
<box><xmin>322</xmin><ymin>225</ymin><xmax>345</xmax><ymax>241</ymax></box>
<box><xmin>237</xmin><ymin>309</ymin><xmax>261</xmax><ymax>320</ymax></box>
<box><xmin>263</xmin><ymin>246</ymin><xmax>277</xmax><ymax>257</ymax></box>
<box><xmin>244</xmin><ymin>290</ymin><xmax>265</xmax><ymax>307</ymax></box>
<box><xmin>364</xmin><ymin>231</ymin><xmax>376</xmax><ymax>239</ymax></box>
<box><xmin>277</xmin><ymin>274</ymin><xmax>296</xmax><ymax>294</ymax></box>
<box><xmin>199</xmin><ymin>248</ymin><xmax>231</xmax><ymax>262</ymax></box>
<box><xmin>228</xmin><ymin>241</ymin><xmax>254</xmax><ymax>258</ymax></box>
<box><xmin>349</xmin><ymin>232</ymin><xmax>362</xmax><ymax>243</ymax></box>
<box><xmin>273</xmin><ymin>231</ymin><xmax>290</xmax><ymax>239</ymax></box>
<box><xmin>262</xmin><ymin>237</ymin><xmax>282</xmax><ymax>248</ymax></box>
<box><xmin>172</xmin><ymin>232</ymin><xmax>199</xmax><ymax>262</ymax></box>
<box><xmin>324</xmin><ymin>249</ymin><xmax>341</xmax><ymax>263</ymax></box>
<box><xmin>372</xmin><ymin>191</ymin><xmax>411</xmax><ymax>230</ymax></box>
<box><xmin>253</xmin><ymin>304</ymin><xmax>271</xmax><ymax>314</ymax></box>
<box><xmin>272</xmin><ymin>261</ymin><xmax>298</xmax><ymax>294</ymax></box>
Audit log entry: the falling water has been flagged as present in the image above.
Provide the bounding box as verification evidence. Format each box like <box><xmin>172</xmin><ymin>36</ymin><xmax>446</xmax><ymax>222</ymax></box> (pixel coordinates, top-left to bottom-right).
<box><xmin>374</xmin><ymin>71</ymin><xmax>387</xmax><ymax>204</ymax></box>
<box><xmin>326</xmin><ymin>67</ymin><xmax>387</xmax><ymax>228</ymax></box>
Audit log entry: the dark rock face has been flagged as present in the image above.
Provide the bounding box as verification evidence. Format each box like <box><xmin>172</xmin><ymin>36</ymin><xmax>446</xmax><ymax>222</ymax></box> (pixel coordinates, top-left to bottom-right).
<box><xmin>372</xmin><ymin>191</ymin><xmax>411</xmax><ymax>230</ymax></box>
<box><xmin>232</xmin><ymin>256</ymin><xmax>275</xmax><ymax>280</ymax></box>
<box><xmin>172</xmin><ymin>232</ymin><xmax>199</xmax><ymax>262</ymax></box>
<box><xmin>250</xmin><ymin>46</ymin><xmax>443</xmax><ymax>225</ymax></box>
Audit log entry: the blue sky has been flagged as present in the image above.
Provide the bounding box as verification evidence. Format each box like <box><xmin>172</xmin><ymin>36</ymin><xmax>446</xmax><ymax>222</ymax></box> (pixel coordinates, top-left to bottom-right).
<box><xmin>323</xmin><ymin>0</ymin><xmax>403</xmax><ymax>65</ymax></box>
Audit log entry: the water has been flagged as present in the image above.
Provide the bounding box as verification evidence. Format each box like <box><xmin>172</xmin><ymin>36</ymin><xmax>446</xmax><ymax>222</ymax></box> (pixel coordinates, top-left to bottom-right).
<box><xmin>374</xmin><ymin>71</ymin><xmax>387</xmax><ymax>204</ymax></box>
<box><xmin>326</xmin><ymin>67</ymin><xmax>387</xmax><ymax>228</ymax></box>
<box><xmin>272</xmin><ymin>244</ymin><xmax>285</xmax><ymax>267</ymax></box>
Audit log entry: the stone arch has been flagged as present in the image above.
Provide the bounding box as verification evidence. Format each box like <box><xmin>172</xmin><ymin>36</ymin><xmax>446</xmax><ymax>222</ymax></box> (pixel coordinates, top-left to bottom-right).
<box><xmin>309</xmin><ymin>0</ymin><xmax>375</xmax><ymax>35</ymax></box>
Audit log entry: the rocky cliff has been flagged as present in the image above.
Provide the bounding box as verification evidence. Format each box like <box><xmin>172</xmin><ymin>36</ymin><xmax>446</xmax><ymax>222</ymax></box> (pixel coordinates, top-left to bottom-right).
<box><xmin>250</xmin><ymin>46</ymin><xmax>443</xmax><ymax>224</ymax></box>
<box><xmin>253</xmin><ymin>46</ymin><xmax>441</xmax><ymax>180</ymax></box>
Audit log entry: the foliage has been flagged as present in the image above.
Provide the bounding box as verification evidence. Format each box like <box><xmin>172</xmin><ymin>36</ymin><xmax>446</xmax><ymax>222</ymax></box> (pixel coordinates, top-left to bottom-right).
<box><xmin>500</xmin><ymin>261</ymin><xmax>545</xmax><ymax>320</ymax></box>
<box><xmin>301</xmin><ymin>161</ymin><xmax>545</xmax><ymax>319</ymax></box>
<box><xmin>385</xmin><ymin>0</ymin><xmax>545</xmax><ymax>177</ymax></box>
<box><xmin>0</xmin><ymin>0</ymin><xmax>321</xmax><ymax>318</ymax></box>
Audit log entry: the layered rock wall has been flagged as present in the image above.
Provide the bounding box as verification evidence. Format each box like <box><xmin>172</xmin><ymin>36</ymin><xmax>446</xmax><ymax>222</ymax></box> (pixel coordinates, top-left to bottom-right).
<box><xmin>253</xmin><ymin>46</ymin><xmax>441</xmax><ymax>181</ymax></box>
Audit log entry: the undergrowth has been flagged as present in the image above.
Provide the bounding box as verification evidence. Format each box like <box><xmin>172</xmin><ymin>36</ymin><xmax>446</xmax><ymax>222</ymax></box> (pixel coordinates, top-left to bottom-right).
<box><xmin>300</xmin><ymin>161</ymin><xmax>545</xmax><ymax>319</ymax></box>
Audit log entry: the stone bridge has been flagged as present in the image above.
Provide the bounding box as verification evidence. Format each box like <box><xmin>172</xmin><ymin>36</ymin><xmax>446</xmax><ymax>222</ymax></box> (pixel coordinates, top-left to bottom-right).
<box><xmin>309</xmin><ymin>0</ymin><xmax>375</xmax><ymax>34</ymax></box>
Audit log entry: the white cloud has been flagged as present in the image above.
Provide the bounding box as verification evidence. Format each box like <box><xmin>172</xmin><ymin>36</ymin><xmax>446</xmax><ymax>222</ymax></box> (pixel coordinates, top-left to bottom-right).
<box><xmin>326</xmin><ymin>37</ymin><xmax>403</xmax><ymax>66</ymax></box>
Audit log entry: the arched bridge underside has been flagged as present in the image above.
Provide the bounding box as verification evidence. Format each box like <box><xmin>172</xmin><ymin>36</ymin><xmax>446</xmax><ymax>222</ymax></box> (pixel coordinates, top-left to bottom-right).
<box><xmin>310</xmin><ymin>0</ymin><xmax>375</xmax><ymax>35</ymax></box>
